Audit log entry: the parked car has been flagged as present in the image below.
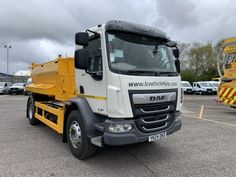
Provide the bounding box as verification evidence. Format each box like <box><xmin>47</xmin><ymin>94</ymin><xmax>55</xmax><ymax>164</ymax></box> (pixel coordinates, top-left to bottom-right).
<box><xmin>9</xmin><ymin>83</ymin><xmax>26</xmax><ymax>95</ymax></box>
<box><xmin>208</xmin><ymin>81</ymin><xmax>220</xmax><ymax>95</ymax></box>
<box><xmin>181</xmin><ymin>81</ymin><xmax>193</xmax><ymax>94</ymax></box>
<box><xmin>0</xmin><ymin>82</ymin><xmax>12</xmax><ymax>94</ymax></box>
<box><xmin>193</xmin><ymin>81</ymin><xmax>214</xmax><ymax>95</ymax></box>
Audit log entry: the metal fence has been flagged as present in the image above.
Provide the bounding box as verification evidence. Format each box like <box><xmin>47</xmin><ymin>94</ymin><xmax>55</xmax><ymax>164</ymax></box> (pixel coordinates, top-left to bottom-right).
<box><xmin>0</xmin><ymin>76</ymin><xmax>29</xmax><ymax>83</ymax></box>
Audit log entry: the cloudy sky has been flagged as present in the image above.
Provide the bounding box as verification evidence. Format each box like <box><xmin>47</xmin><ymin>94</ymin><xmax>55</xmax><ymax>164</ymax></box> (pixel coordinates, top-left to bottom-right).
<box><xmin>0</xmin><ymin>0</ymin><xmax>235</xmax><ymax>74</ymax></box>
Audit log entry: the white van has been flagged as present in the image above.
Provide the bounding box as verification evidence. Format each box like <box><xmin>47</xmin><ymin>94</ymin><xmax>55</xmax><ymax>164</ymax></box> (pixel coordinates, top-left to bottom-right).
<box><xmin>24</xmin><ymin>78</ymin><xmax>32</xmax><ymax>95</ymax></box>
<box><xmin>0</xmin><ymin>82</ymin><xmax>12</xmax><ymax>94</ymax></box>
<box><xmin>181</xmin><ymin>81</ymin><xmax>193</xmax><ymax>94</ymax></box>
<box><xmin>208</xmin><ymin>81</ymin><xmax>220</xmax><ymax>95</ymax></box>
<box><xmin>193</xmin><ymin>81</ymin><xmax>214</xmax><ymax>95</ymax></box>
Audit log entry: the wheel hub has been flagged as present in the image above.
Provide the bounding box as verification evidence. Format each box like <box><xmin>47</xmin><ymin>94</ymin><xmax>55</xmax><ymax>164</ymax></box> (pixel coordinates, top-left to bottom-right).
<box><xmin>28</xmin><ymin>101</ymin><xmax>33</xmax><ymax>119</ymax></box>
<box><xmin>69</xmin><ymin>121</ymin><xmax>82</xmax><ymax>148</ymax></box>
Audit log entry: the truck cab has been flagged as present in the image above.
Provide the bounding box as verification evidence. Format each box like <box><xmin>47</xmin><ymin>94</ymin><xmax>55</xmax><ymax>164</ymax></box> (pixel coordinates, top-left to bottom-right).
<box><xmin>26</xmin><ymin>20</ymin><xmax>182</xmax><ymax>159</ymax></box>
<box><xmin>74</xmin><ymin>20</ymin><xmax>182</xmax><ymax>149</ymax></box>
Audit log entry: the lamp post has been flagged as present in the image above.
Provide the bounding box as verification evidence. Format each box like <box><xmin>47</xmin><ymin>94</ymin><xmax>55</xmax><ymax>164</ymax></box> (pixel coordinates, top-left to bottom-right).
<box><xmin>4</xmin><ymin>45</ymin><xmax>11</xmax><ymax>79</ymax></box>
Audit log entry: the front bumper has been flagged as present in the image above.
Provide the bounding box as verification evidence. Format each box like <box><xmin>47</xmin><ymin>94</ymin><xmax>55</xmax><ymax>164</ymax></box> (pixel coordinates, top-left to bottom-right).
<box><xmin>9</xmin><ymin>89</ymin><xmax>24</xmax><ymax>94</ymax></box>
<box><xmin>184</xmin><ymin>90</ymin><xmax>193</xmax><ymax>94</ymax></box>
<box><xmin>202</xmin><ymin>90</ymin><xmax>213</xmax><ymax>94</ymax></box>
<box><xmin>102</xmin><ymin>112</ymin><xmax>182</xmax><ymax>146</ymax></box>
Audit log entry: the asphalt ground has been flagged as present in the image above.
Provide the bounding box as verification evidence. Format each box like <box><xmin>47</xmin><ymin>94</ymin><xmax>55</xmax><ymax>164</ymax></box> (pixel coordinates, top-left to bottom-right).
<box><xmin>0</xmin><ymin>95</ymin><xmax>235</xmax><ymax>177</ymax></box>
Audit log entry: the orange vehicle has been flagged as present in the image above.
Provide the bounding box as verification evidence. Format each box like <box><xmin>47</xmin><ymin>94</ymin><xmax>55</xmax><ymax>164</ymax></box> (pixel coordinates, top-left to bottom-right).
<box><xmin>217</xmin><ymin>37</ymin><xmax>236</xmax><ymax>107</ymax></box>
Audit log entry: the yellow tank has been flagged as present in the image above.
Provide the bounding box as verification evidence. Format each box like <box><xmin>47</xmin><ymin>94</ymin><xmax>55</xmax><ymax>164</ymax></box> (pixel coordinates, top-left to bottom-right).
<box><xmin>26</xmin><ymin>57</ymin><xmax>78</xmax><ymax>102</ymax></box>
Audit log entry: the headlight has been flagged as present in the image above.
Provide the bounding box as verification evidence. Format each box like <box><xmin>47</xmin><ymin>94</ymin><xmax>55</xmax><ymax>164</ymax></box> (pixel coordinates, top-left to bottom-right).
<box><xmin>106</xmin><ymin>123</ymin><xmax>132</xmax><ymax>133</ymax></box>
<box><xmin>175</xmin><ymin>112</ymin><xmax>181</xmax><ymax>122</ymax></box>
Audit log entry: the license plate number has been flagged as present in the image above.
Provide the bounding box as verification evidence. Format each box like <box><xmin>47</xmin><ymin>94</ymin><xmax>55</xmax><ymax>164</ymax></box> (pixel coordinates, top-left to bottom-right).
<box><xmin>148</xmin><ymin>132</ymin><xmax>167</xmax><ymax>142</ymax></box>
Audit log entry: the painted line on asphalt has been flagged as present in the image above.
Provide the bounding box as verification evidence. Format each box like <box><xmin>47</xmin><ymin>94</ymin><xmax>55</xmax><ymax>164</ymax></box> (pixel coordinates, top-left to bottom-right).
<box><xmin>203</xmin><ymin>115</ymin><xmax>236</xmax><ymax>119</ymax></box>
<box><xmin>183</xmin><ymin>102</ymin><xmax>233</xmax><ymax>110</ymax></box>
<box><xmin>183</xmin><ymin>114</ymin><xmax>236</xmax><ymax>127</ymax></box>
<box><xmin>198</xmin><ymin>105</ymin><xmax>204</xmax><ymax>119</ymax></box>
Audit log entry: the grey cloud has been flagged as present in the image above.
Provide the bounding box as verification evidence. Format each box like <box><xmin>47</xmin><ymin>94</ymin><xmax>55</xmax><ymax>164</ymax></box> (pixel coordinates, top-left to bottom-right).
<box><xmin>0</xmin><ymin>0</ymin><xmax>153</xmax><ymax>43</ymax></box>
<box><xmin>154</xmin><ymin>0</ymin><xmax>198</xmax><ymax>29</ymax></box>
<box><xmin>0</xmin><ymin>0</ymin><xmax>153</xmax><ymax>73</ymax></box>
<box><xmin>153</xmin><ymin>0</ymin><xmax>236</xmax><ymax>42</ymax></box>
<box><xmin>0</xmin><ymin>40</ymin><xmax>48</xmax><ymax>74</ymax></box>
<box><xmin>0</xmin><ymin>0</ymin><xmax>236</xmax><ymax>73</ymax></box>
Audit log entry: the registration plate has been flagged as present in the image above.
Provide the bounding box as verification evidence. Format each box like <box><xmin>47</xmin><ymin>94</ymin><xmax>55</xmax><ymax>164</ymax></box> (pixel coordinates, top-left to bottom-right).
<box><xmin>148</xmin><ymin>132</ymin><xmax>167</xmax><ymax>142</ymax></box>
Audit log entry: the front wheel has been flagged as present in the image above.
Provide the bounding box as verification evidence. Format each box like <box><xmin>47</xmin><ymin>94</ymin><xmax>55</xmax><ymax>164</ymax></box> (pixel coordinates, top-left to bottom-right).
<box><xmin>66</xmin><ymin>110</ymin><xmax>97</xmax><ymax>160</ymax></box>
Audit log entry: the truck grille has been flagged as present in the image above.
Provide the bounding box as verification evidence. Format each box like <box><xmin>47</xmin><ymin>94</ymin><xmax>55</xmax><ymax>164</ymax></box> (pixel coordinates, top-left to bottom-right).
<box><xmin>129</xmin><ymin>89</ymin><xmax>177</xmax><ymax>133</ymax></box>
<box><xmin>135</xmin><ymin>113</ymin><xmax>174</xmax><ymax>133</ymax></box>
<box><xmin>207</xmin><ymin>89</ymin><xmax>212</xmax><ymax>92</ymax></box>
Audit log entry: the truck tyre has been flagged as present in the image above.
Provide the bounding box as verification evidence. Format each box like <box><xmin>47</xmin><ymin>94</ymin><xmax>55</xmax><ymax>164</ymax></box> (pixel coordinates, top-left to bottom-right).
<box><xmin>27</xmin><ymin>96</ymin><xmax>40</xmax><ymax>125</ymax></box>
<box><xmin>66</xmin><ymin>110</ymin><xmax>97</xmax><ymax>160</ymax></box>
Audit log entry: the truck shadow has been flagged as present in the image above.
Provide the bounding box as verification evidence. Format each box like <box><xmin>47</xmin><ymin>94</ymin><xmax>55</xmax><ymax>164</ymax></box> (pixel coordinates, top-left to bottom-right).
<box><xmin>84</xmin><ymin>141</ymin><xmax>175</xmax><ymax>166</ymax></box>
<box><xmin>37</xmin><ymin>123</ymin><xmax>176</xmax><ymax>169</ymax></box>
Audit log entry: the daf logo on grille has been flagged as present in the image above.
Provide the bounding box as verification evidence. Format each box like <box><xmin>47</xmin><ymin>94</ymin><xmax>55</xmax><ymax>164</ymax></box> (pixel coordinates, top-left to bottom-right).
<box><xmin>132</xmin><ymin>92</ymin><xmax>176</xmax><ymax>104</ymax></box>
<box><xmin>150</xmin><ymin>95</ymin><xmax>166</xmax><ymax>101</ymax></box>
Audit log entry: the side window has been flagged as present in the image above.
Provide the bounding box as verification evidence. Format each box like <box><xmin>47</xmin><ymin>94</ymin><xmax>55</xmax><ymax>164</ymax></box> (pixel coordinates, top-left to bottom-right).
<box><xmin>197</xmin><ymin>84</ymin><xmax>200</xmax><ymax>88</ymax></box>
<box><xmin>4</xmin><ymin>83</ymin><xmax>7</xmax><ymax>87</ymax></box>
<box><xmin>86</xmin><ymin>38</ymin><xmax>102</xmax><ymax>73</ymax></box>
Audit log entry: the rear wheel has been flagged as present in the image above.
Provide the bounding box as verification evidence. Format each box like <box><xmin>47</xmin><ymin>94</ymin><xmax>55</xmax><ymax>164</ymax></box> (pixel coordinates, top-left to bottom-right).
<box><xmin>27</xmin><ymin>95</ymin><xmax>40</xmax><ymax>125</ymax></box>
<box><xmin>66</xmin><ymin>110</ymin><xmax>97</xmax><ymax>160</ymax></box>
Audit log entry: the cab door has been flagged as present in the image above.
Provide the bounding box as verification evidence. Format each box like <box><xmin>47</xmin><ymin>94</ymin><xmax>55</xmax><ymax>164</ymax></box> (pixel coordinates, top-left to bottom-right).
<box><xmin>75</xmin><ymin>30</ymin><xmax>107</xmax><ymax>115</ymax></box>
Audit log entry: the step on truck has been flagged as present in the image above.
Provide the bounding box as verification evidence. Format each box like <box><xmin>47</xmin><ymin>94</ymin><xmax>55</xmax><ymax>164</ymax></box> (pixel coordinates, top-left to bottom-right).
<box><xmin>26</xmin><ymin>20</ymin><xmax>182</xmax><ymax>159</ymax></box>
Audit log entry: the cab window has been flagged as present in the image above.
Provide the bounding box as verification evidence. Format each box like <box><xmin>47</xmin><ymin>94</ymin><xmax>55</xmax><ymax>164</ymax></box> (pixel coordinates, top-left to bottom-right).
<box><xmin>86</xmin><ymin>38</ymin><xmax>102</xmax><ymax>73</ymax></box>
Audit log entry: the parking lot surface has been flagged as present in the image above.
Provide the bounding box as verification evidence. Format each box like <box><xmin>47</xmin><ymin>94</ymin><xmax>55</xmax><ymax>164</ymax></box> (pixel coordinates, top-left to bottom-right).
<box><xmin>0</xmin><ymin>95</ymin><xmax>235</xmax><ymax>177</ymax></box>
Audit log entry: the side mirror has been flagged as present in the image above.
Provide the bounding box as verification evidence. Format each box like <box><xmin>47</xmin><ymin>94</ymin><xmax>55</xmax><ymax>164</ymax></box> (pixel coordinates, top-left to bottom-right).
<box><xmin>74</xmin><ymin>49</ymin><xmax>89</xmax><ymax>70</ymax></box>
<box><xmin>172</xmin><ymin>48</ymin><xmax>179</xmax><ymax>59</ymax></box>
<box><xmin>175</xmin><ymin>59</ymin><xmax>180</xmax><ymax>73</ymax></box>
<box><xmin>166</xmin><ymin>41</ymin><xmax>177</xmax><ymax>47</ymax></box>
<box><xmin>75</xmin><ymin>32</ymin><xmax>89</xmax><ymax>46</ymax></box>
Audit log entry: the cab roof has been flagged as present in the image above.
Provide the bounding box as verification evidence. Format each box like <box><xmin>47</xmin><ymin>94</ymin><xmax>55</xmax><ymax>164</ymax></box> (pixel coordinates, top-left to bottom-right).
<box><xmin>104</xmin><ymin>20</ymin><xmax>169</xmax><ymax>41</ymax></box>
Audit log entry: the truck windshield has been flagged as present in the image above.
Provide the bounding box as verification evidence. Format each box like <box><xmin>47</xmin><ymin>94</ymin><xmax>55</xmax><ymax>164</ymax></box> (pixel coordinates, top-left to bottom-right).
<box><xmin>210</xmin><ymin>83</ymin><xmax>219</xmax><ymax>87</ymax></box>
<box><xmin>12</xmin><ymin>83</ymin><xmax>24</xmax><ymax>87</ymax></box>
<box><xmin>181</xmin><ymin>83</ymin><xmax>191</xmax><ymax>87</ymax></box>
<box><xmin>199</xmin><ymin>82</ymin><xmax>211</xmax><ymax>87</ymax></box>
<box><xmin>106</xmin><ymin>31</ymin><xmax>177</xmax><ymax>76</ymax></box>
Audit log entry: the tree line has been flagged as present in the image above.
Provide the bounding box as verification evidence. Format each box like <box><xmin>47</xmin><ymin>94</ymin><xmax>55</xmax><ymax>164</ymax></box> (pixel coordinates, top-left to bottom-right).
<box><xmin>178</xmin><ymin>41</ymin><xmax>222</xmax><ymax>84</ymax></box>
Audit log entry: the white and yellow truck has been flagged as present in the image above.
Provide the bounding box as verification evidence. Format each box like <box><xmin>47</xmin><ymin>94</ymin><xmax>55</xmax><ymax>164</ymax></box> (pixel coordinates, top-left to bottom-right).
<box><xmin>26</xmin><ymin>20</ymin><xmax>182</xmax><ymax>159</ymax></box>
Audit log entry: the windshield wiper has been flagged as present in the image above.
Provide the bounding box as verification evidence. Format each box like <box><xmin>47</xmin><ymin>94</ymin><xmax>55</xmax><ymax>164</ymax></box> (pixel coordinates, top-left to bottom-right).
<box><xmin>125</xmin><ymin>70</ymin><xmax>178</xmax><ymax>76</ymax></box>
<box><xmin>157</xmin><ymin>71</ymin><xmax>178</xmax><ymax>76</ymax></box>
<box><xmin>126</xmin><ymin>70</ymin><xmax>158</xmax><ymax>76</ymax></box>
